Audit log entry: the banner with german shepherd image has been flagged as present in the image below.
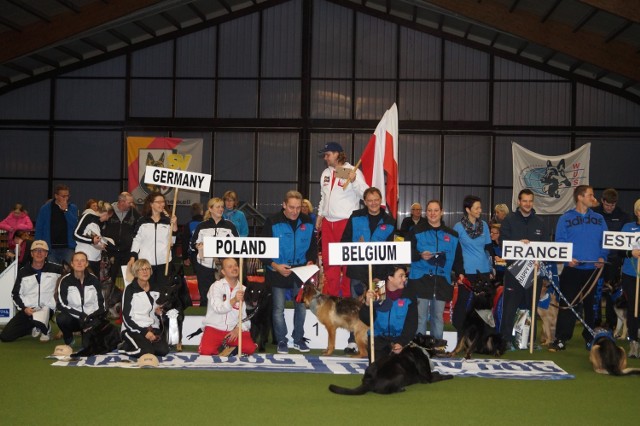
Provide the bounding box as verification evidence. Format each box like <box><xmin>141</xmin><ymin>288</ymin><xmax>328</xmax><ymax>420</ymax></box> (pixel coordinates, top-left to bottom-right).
<box><xmin>127</xmin><ymin>137</ymin><xmax>204</xmax><ymax>206</ymax></box>
<box><xmin>512</xmin><ymin>142</ymin><xmax>590</xmax><ymax>215</ymax></box>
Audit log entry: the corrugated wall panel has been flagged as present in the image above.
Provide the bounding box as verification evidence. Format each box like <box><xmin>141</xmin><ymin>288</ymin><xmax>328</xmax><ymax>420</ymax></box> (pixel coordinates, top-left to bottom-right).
<box><xmin>131</xmin><ymin>41</ymin><xmax>174</xmax><ymax>77</ymax></box>
<box><xmin>260</xmin><ymin>80</ymin><xmax>301</xmax><ymax>118</ymax></box>
<box><xmin>176</xmin><ymin>80</ymin><xmax>215</xmax><ymax>118</ymax></box>
<box><xmin>443</xmin><ymin>186</ymin><xmax>491</xmax><ymax>220</ymax></box>
<box><xmin>312</xmin><ymin>0</ymin><xmax>353</xmax><ymax>78</ymax></box>
<box><xmin>257</xmin><ymin>132</ymin><xmax>298</xmax><ymax>181</ymax></box>
<box><xmin>310</xmin><ymin>80</ymin><xmax>352</xmax><ymax>118</ymax></box>
<box><xmin>399</xmin><ymin>27</ymin><xmax>440</xmax><ymax>79</ymax></box>
<box><xmin>0</xmin><ymin>80</ymin><xmax>50</xmax><ymax>120</ymax></box>
<box><xmin>218</xmin><ymin>13</ymin><xmax>259</xmax><ymax>78</ymax></box>
<box><xmin>262</xmin><ymin>0</ymin><xmax>302</xmax><ymax>78</ymax></box>
<box><xmin>399</xmin><ymin>134</ymin><xmax>441</xmax><ymax>185</ymax></box>
<box><xmin>214</xmin><ymin>132</ymin><xmax>255</xmax><ymax>182</ymax></box>
<box><xmin>444</xmin><ymin>41</ymin><xmax>489</xmax><ymax>79</ymax></box>
<box><xmin>576</xmin><ymin>138</ymin><xmax>640</xmax><ymax>189</ymax></box>
<box><xmin>493</xmin><ymin>82</ymin><xmax>571</xmax><ymax>125</ymax></box>
<box><xmin>443</xmin><ymin>82</ymin><xmax>489</xmax><ymax>121</ymax></box>
<box><xmin>53</xmin><ymin>130</ymin><xmax>121</xmax><ymax>180</ymax></box>
<box><xmin>176</xmin><ymin>28</ymin><xmax>216</xmax><ymax>78</ymax></box>
<box><xmin>576</xmin><ymin>84</ymin><xmax>640</xmax><ymax>127</ymax></box>
<box><xmin>217</xmin><ymin>80</ymin><xmax>258</xmax><ymax>118</ymax></box>
<box><xmin>354</xmin><ymin>81</ymin><xmax>396</xmax><ymax>119</ymax></box>
<box><xmin>355</xmin><ymin>13</ymin><xmax>397</xmax><ymax>78</ymax></box>
<box><xmin>494</xmin><ymin>57</ymin><xmax>564</xmax><ymax>80</ymax></box>
<box><xmin>398</xmin><ymin>82</ymin><xmax>440</xmax><ymax>120</ymax></box>
<box><xmin>443</xmin><ymin>135</ymin><xmax>491</xmax><ymax>185</ymax></box>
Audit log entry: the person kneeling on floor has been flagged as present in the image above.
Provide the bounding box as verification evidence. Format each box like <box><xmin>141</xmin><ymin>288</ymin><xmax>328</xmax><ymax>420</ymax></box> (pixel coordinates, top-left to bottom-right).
<box><xmin>199</xmin><ymin>257</ymin><xmax>257</xmax><ymax>356</ymax></box>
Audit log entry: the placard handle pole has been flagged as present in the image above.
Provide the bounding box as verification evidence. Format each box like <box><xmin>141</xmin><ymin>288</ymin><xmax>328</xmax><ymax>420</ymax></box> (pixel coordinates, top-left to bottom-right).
<box><xmin>530</xmin><ymin>262</ymin><xmax>539</xmax><ymax>354</ymax></box>
<box><xmin>165</xmin><ymin>189</ymin><xmax>178</xmax><ymax>276</ymax></box>
<box><xmin>368</xmin><ymin>263</ymin><xmax>375</xmax><ymax>363</ymax></box>
<box><xmin>635</xmin><ymin>259</ymin><xmax>639</xmax><ymax>318</ymax></box>
<box><xmin>238</xmin><ymin>258</ymin><xmax>244</xmax><ymax>356</ymax></box>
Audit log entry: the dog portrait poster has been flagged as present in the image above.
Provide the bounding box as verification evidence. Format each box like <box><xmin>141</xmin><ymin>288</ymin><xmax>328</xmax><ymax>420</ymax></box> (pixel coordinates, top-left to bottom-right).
<box><xmin>511</xmin><ymin>142</ymin><xmax>590</xmax><ymax>215</ymax></box>
<box><xmin>126</xmin><ymin>137</ymin><xmax>204</xmax><ymax>206</ymax></box>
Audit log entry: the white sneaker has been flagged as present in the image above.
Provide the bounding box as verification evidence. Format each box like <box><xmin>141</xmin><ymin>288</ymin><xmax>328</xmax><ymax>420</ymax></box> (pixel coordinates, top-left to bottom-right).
<box><xmin>39</xmin><ymin>328</ymin><xmax>52</xmax><ymax>342</ymax></box>
<box><xmin>31</xmin><ymin>327</ymin><xmax>41</xmax><ymax>338</ymax></box>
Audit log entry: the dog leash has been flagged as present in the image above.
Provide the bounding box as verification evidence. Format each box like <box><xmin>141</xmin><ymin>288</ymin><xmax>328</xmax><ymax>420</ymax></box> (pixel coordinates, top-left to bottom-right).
<box><xmin>545</xmin><ymin>271</ymin><xmax>596</xmax><ymax>339</ymax></box>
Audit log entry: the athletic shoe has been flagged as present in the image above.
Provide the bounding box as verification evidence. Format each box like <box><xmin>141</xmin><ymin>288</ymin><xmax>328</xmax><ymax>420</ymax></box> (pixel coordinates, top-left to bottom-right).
<box><xmin>39</xmin><ymin>327</ymin><xmax>52</xmax><ymax>342</ymax></box>
<box><xmin>31</xmin><ymin>327</ymin><xmax>41</xmax><ymax>338</ymax></box>
<box><xmin>277</xmin><ymin>341</ymin><xmax>289</xmax><ymax>354</ymax></box>
<box><xmin>548</xmin><ymin>339</ymin><xmax>566</xmax><ymax>352</ymax></box>
<box><xmin>344</xmin><ymin>342</ymin><xmax>358</xmax><ymax>355</ymax></box>
<box><xmin>293</xmin><ymin>340</ymin><xmax>310</xmax><ymax>353</ymax></box>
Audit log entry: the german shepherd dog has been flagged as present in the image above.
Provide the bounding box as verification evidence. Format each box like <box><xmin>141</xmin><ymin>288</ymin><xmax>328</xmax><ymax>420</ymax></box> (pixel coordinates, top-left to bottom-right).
<box><xmin>244</xmin><ymin>280</ymin><xmax>272</xmax><ymax>352</ymax></box>
<box><xmin>156</xmin><ymin>272</ymin><xmax>192</xmax><ymax>352</ymax></box>
<box><xmin>301</xmin><ymin>283</ymin><xmax>368</xmax><ymax>357</ymax></box>
<box><xmin>449</xmin><ymin>279</ymin><xmax>506</xmax><ymax>359</ymax></box>
<box><xmin>141</xmin><ymin>152</ymin><xmax>170</xmax><ymax>195</ymax></box>
<box><xmin>72</xmin><ymin>310</ymin><xmax>121</xmax><ymax>357</ymax></box>
<box><xmin>537</xmin><ymin>281</ymin><xmax>559</xmax><ymax>346</ymax></box>
<box><xmin>328</xmin><ymin>334</ymin><xmax>452</xmax><ymax>395</ymax></box>
<box><xmin>589</xmin><ymin>328</ymin><xmax>640</xmax><ymax>376</ymax></box>
<box><xmin>541</xmin><ymin>159</ymin><xmax>571</xmax><ymax>199</ymax></box>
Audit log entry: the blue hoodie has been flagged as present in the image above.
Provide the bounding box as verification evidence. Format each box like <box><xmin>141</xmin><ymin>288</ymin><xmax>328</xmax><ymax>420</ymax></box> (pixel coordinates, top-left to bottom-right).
<box><xmin>555</xmin><ymin>208</ymin><xmax>608</xmax><ymax>269</ymax></box>
<box><xmin>620</xmin><ymin>221</ymin><xmax>640</xmax><ymax>277</ymax></box>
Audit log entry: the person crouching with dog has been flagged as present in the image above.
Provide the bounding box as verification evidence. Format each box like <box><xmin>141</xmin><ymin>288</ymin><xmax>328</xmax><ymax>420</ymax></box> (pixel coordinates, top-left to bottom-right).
<box><xmin>121</xmin><ymin>259</ymin><xmax>169</xmax><ymax>358</ymax></box>
<box><xmin>360</xmin><ymin>265</ymin><xmax>418</xmax><ymax>362</ymax></box>
<box><xmin>56</xmin><ymin>251</ymin><xmax>105</xmax><ymax>346</ymax></box>
<box><xmin>198</xmin><ymin>257</ymin><xmax>257</xmax><ymax>356</ymax></box>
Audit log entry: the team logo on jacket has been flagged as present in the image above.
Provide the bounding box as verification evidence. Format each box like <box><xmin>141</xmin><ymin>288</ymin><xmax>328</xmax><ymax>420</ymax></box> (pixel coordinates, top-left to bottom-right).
<box><xmin>444</xmin><ymin>235</ymin><xmax>450</xmax><ymax>242</ymax></box>
<box><xmin>380</xmin><ymin>225</ymin><xmax>387</xmax><ymax>231</ymax></box>
<box><xmin>300</xmin><ymin>224</ymin><xmax>306</xmax><ymax>231</ymax></box>
<box><xmin>397</xmin><ymin>299</ymin><xmax>405</xmax><ymax>307</ymax></box>
<box><xmin>323</xmin><ymin>176</ymin><xmax>330</xmax><ymax>183</ymax></box>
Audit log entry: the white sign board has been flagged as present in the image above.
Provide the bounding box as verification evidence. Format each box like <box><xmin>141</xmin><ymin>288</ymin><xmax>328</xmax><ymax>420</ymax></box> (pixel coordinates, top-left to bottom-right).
<box><xmin>144</xmin><ymin>166</ymin><xmax>211</xmax><ymax>192</ymax></box>
<box><xmin>602</xmin><ymin>231</ymin><xmax>640</xmax><ymax>251</ymax></box>
<box><xmin>502</xmin><ymin>241</ymin><xmax>573</xmax><ymax>262</ymax></box>
<box><xmin>203</xmin><ymin>237</ymin><xmax>279</xmax><ymax>259</ymax></box>
<box><xmin>328</xmin><ymin>242</ymin><xmax>411</xmax><ymax>266</ymax></box>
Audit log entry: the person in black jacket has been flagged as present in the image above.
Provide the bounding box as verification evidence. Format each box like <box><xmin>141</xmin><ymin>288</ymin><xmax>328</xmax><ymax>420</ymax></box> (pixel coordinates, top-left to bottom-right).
<box><xmin>398</xmin><ymin>202</ymin><xmax>426</xmax><ymax>238</ymax></box>
<box><xmin>497</xmin><ymin>189</ymin><xmax>548</xmax><ymax>345</ymax></box>
<box><xmin>102</xmin><ymin>192</ymin><xmax>140</xmax><ymax>280</ymax></box>
<box><xmin>56</xmin><ymin>251</ymin><xmax>105</xmax><ymax>346</ymax></box>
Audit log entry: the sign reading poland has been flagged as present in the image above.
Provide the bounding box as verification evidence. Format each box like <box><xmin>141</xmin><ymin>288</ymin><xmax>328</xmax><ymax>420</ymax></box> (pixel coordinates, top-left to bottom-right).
<box><xmin>328</xmin><ymin>242</ymin><xmax>411</xmax><ymax>266</ymax></box>
<box><xmin>203</xmin><ymin>237</ymin><xmax>279</xmax><ymax>259</ymax></box>
<box><xmin>501</xmin><ymin>241</ymin><xmax>573</xmax><ymax>262</ymax></box>
<box><xmin>144</xmin><ymin>165</ymin><xmax>211</xmax><ymax>192</ymax></box>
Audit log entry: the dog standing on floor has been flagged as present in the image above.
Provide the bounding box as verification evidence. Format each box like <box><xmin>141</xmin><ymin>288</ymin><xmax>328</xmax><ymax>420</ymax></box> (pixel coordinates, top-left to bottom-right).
<box><xmin>244</xmin><ymin>280</ymin><xmax>272</xmax><ymax>352</ymax></box>
<box><xmin>448</xmin><ymin>278</ymin><xmax>506</xmax><ymax>359</ymax></box>
<box><xmin>589</xmin><ymin>328</ymin><xmax>640</xmax><ymax>376</ymax></box>
<box><xmin>301</xmin><ymin>283</ymin><xmax>368</xmax><ymax>358</ymax></box>
<box><xmin>328</xmin><ymin>334</ymin><xmax>452</xmax><ymax>395</ymax></box>
<box><xmin>537</xmin><ymin>281</ymin><xmax>559</xmax><ymax>346</ymax></box>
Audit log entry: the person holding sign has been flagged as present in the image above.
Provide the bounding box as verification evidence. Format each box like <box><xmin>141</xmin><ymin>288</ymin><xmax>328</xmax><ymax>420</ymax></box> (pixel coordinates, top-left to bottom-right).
<box><xmin>316</xmin><ymin>142</ymin><xmax>368</xmax><ymax>298</ymax></box>
<box><xmin>128</xmin><ymin>192</ymin><xmax>178</xmax><ymax>291</ymax></box>
<box><xmin>340</xmin><ymin>187</ymin><xmax>396</xmax><ymax>353</ymax></box>
<box><xmin>551</xmin><ymin>185</ymin><xmax>608</xmax><ymax>352</ymax></box>
<box><xmin>360</xmin><ymin>265</ymin><xmax>417</xmax><ymax>362</ymax></box>
<box><xmin>190</xmin><ymin>198</ymin><xmax>238</xmax><ymax>306</ymax></box>
<box><xmin>407</xmin><ymin>200</ymin><xmax>464</xmax><ymax>339</ymax></box>
<box><xmin>620</xmin><ymin>199</ymin><xmax>640</xmax><ymax>358</ymax></box>
<box><xmin>0</xmin><ymin>240</ymin><xmax>62</xmax><ymax>343</ymax></box>
<box><xmin>198</xmin><ymin>257</ymin><xmax>257</xmax><ymax>356</ymax></box>
<box><xmin>262</xmin><ymin>190</ymin><xmax>317</xmax><ymax>354</ymax></box>
<box><xmin>452</xmin><ymin>195</ymin><xmax>495</xmax><ymax>334</ymax></box>
<box><xmin>498</xmin><ymin>189</ymin><xmax>548</xmax><ymax>346</ymax></box>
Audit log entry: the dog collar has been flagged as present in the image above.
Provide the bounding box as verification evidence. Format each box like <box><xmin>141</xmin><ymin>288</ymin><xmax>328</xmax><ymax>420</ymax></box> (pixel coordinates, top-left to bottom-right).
<box><xmin>587</xmin><ymin>329</ymin><xmax>615</xmax><ymax>350</ymax></box>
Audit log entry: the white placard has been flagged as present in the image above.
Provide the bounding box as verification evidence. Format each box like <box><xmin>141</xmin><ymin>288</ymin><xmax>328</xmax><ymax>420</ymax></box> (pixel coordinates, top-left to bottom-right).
<box><xmin>602</xmin><ymin>231</ymin><xmax>640</xmax><ymax>251</ymax></box>
<box><xmin>203</xmin><ymin>237</ymin><xmax>279</xmax><ymax>259</ymax></box>
<box><xmin>502</xmin><ymin>241</ymin><xmax>573</xmax><ymax>262</ymax></box>
<box><xmin>328</xmin><ymin>242</ymin><xmax>411</xmax><ymax>266</ymax></box>
<box><xmin>144</xmin><ymin>166</ymin><xmax>211</xmax><ymax>192</ymax></box>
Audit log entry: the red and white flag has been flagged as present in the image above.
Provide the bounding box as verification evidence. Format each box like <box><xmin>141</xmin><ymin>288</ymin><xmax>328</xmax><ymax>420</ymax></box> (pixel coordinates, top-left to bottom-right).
<box><xmin>360</xmin><ymin>103</ymin><xmax>399</xmax><ymax>218</ymax></box>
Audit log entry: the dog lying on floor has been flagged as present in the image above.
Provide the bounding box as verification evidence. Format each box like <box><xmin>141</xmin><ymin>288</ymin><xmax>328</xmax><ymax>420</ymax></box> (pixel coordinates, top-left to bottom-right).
<box><xmin>72</xmin><ymin>310</ymin><xmax>121</xmax><ymax>357</ymax></box>
<box><xmin>301</xmin><ymin>283</ymin><xmax>368</xmax><ymax>358</ymax></box>
<box><xmin>589</xmin><ymin>328</ymin><xmax>640</xmax><ymax>376</ymax></box>
<box><xmin>328</xmin><ymin>334</ymin><xmax>452</xmax><ymax>395</ymax></box>
<box><xmin>244</xmin><ymin>280</ymin><xmax>272</xmax><ymax>352</ymax></box>
<box><xmin>537</xmin><ymin>281</ymin><xmax>559</xmax><ymax>346</ymax></box>
<box><xmin>448</xmin><ymin>278</ymin><xmax>506</xmax><ymax>359</ymax></box>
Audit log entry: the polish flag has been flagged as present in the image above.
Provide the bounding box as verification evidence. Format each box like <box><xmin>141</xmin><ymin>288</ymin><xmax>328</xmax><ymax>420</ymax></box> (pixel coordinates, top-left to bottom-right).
<box><xmin>360</xmin><ymin>103</ymin><xmax>399</xmax><ymax>218</ymax></box>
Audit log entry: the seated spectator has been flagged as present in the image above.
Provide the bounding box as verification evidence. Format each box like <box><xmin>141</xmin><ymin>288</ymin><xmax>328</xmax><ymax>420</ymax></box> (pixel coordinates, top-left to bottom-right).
<box><xmin>0</xmin><ymin>240</ymin><xmax>63</xmax><ymax>342</ymax></box>
<box><xmin>360</xmin><ymin>265</ymin><xmax>417</xmax><ymax>362</ymax></box>
<box><xmin>0</xmin><ymin>203</ymin><xmax>33</xmax><ymax>250</ymax></box>
<box><xmin>199</xmin><ymin>257</ymin><xmax>257</xmax><ymax>355</ymax></box>
<box><xmin>6</xmin><ymin>230</ymin><xmax>33</xmax><ymax>268</ymax></box>
<box><xmin>120</xmin><ymin>259</ymin><xmax>169</xmax><ymax>358</ymax></box>
<box><xmin>56</xmin><ymin>251</ymin><xmax>104</xmax><ymax>346</ymax></box>
<box><xmin>398</xmin><ymin>202</ymin><xmax>426</xmax><ymax>238</ymax></box>
<box><xmin>74</xmin><ymin>201</ymin><xmax>113</xmax><ymax>275</ymax></box>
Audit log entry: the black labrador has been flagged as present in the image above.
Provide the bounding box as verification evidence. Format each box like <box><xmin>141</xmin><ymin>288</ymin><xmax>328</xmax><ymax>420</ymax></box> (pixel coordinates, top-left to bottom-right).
<box><xmin>72</xmin><ymin>310</ymin><xmax>121</xmax><ymax>357</ymax></box>
<box><xmin>243</xmin><ymin>280</ymin><xmax>272</xmax><ymax>352</ymax></box>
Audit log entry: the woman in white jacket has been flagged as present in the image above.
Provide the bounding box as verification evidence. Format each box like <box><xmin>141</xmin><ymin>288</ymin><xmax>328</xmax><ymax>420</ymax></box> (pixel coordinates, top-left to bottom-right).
<box><xmin>74</xmin><ymin>200</ymin><xmax>113</xmax><ymax>274</ymax></box>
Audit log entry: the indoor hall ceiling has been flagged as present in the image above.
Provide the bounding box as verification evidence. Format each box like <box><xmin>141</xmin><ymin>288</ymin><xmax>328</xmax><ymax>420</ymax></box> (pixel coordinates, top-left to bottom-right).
<box><xmin>0</xmin><ymin>0</ymin><xmax>639</xmax><ymax>103</ymax></box>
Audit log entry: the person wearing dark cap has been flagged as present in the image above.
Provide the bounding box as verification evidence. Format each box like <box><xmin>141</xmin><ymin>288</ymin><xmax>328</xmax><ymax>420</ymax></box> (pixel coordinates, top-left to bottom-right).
<box><xmin>0</xmin><ymin>240</ymin><xmax>63</xmax><ymax>342</ymax></box>
<box><xmin>316</xmin><ymin>142</ymin><xmax>368</xmax><ymax>298</ymax></box>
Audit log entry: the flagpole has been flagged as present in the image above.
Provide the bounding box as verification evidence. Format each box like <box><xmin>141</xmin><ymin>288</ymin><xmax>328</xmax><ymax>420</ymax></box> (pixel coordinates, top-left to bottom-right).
<box><xmin>342</xmin><ymin>159</ymin><xmax>361</xmax><ymax>191</ymax></box>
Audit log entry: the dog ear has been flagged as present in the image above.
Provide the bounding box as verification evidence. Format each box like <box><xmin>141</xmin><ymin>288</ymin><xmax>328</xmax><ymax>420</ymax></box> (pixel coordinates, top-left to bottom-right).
<box><xmin>557</xmin><ymin>159</ymin><xmax>565</xmax><ymax>170</ymax></box>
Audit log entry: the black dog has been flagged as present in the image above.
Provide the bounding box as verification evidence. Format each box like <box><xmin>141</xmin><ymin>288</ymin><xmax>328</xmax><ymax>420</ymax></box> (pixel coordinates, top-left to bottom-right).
<box><xmin>449</xmin><ymin>279</ymin><xmax>506</xmax><ymax>359</ymax></box>
<box><xmin>72</xmin><ymin>310</ymin><xmax>121</xmax><ymax>357</ymax></box>
<box><xmin>328</xmin><ymin>334</ymin><xmax>453</xmax><ymax>395</ymax></box>
<box><xmin>156</xmin><ymin>272</ymin><xmax>192</xmax><ymax>352</ymax></box>
<box><xmin>243</xmin><ymin>280</ymin><xmax>272</xmax><ymax>351</ymax></box>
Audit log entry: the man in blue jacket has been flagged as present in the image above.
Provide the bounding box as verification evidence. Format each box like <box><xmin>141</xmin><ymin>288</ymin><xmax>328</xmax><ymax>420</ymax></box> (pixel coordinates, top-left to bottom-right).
<box><xmin>551</xmin><ymin>185</ymin><xmax>608</xmax><ymax>351</ymax></box>
<box><xmin>35</xmin><ymin>184</ymin><xmax>78</xmax><ymax>265</ymax></box>
<box><xmin>262</xmin><ymin>190</ymin><xmax>317</xmax><ymax>354</ymax></box>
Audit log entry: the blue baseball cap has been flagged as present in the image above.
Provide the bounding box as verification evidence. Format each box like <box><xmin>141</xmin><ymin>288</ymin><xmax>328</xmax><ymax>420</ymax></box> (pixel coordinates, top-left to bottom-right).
<box><xmin>318</xmin><ymin>142</ymin><xmax>344</xmax><ymax>154</ymax></box>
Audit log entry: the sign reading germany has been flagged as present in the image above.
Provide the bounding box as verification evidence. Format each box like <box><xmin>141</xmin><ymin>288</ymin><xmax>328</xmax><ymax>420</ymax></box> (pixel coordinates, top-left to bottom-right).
<box><xmin>328</xmin><ymin>242</ymin><xmax>411</xmax><ymax>265</ymax></box>
<box><xmin>203</xmin><ymin>237</ymin><xmax>279</xmax><ymax>259</ymax></box>
<box><xmin>502</xmin><ymin>241</ymin><xmax>573</xmax><ymax>262</ymax></box>
<box><xmin>144</xmin><ymin>166</ymin><xmax>211</xmax><ymax>192</ymax></box>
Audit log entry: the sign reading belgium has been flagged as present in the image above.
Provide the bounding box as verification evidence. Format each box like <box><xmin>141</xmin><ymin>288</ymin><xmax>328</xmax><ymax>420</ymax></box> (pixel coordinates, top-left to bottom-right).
<box><xmin>328</xmin><ymin>242</ymin><xmax>411</xmax><ymax>265</ymax></box>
